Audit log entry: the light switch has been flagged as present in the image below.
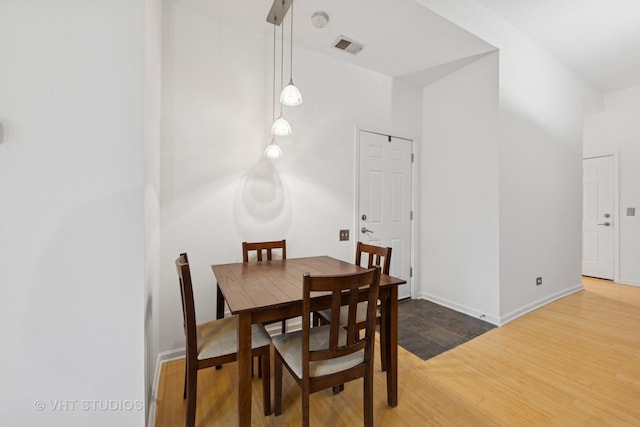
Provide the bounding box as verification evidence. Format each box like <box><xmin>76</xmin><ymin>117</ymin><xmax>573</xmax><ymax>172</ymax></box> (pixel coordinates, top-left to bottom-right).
<box><xmin>627</xmin><ymin>207</ymin><xmax>636</xmax><ymax>216</ymax></box>
<box><xmin>339</xmin><ymin>229</ymin><xmax>349</xmax><ymax>241</ymax></box>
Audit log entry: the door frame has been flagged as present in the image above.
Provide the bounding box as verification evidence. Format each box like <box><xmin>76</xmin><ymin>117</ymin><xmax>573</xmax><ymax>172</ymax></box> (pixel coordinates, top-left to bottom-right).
<box><xmin>583</xmin><ymin>151</ymin><xmax>620</xmax><ymax>282</ymax></box>
<box><xmin>355</xmin><ymin>126</ymin><xmax>419</xmax><ymax>299</ymax></box>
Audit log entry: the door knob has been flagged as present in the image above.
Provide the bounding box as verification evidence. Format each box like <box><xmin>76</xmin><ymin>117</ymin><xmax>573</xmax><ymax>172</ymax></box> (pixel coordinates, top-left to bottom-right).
<box><xmin>361</xmin><ymin>227</ymin><xmax>374</xmax><ymax>234</ymax></box>
<box><xmin>597</xmin><ymin>222</ymin><xmax>611</xmax><ymax>226</ymax></box>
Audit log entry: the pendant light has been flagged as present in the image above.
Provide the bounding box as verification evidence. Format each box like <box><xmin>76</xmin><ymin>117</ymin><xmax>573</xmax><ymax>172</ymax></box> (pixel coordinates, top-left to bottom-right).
<box><xmin>264</xmin><ymin>136</ymin><xmax>283</xmax><ymax>159</ymax></box>
<box><xmin>271</xmin><ymin>113</ymin><xmax>292</xmax><ymax>136</ymax></box>
<box><xmin>265</xmin><ymin>23</ymin><xmax>283</xmax><ymax>159</ymax></box>
<box><xmin>279</xmin><ymin>0</ymin><xmax>303</xmax><ymax>106</ymax></box>
<box><xmin>271</xmin><ymin>12</ymin><xmax>292</xmax><ymax>136</ymax></box>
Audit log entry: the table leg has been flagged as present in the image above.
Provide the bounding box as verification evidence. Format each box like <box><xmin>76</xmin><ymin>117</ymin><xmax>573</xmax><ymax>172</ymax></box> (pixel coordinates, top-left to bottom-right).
<box><xmin>216</xmin><ymin>284</ymin><xmax>225</xmax><ymax>320</ymax></box>
<box><xmin>215</xmin><ymin>283</ymin><xmax>226</xmax><ymax>371</ymax></box>
<box><xmin>237</xmin><ymin>312</ymin><xmax>252</xmax><ymax>427</ymax></box>
<box><xmin>384</xmin><ymin>287</ymin><xmax>398</xmax><ymax>407</ymax></box>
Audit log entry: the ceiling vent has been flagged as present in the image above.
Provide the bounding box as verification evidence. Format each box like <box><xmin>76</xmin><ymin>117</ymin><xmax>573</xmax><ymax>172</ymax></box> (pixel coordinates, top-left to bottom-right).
<box><xmin>332</xmin><ymin>35</ymin><xmax>363</xmax><ymax>55</ymax></box>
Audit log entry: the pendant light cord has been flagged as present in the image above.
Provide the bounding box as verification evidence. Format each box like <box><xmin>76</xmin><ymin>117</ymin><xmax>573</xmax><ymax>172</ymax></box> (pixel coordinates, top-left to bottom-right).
<box><xmin>280</xmin><ymin>1</ymin><xmax>285</xmax><ymax>113</ymax></box>
<box><xmin>273</xmin><ymin>23</ymin><xmax>276</xmax><ymax>122</ymax></box>
<box><xmin>289</xmin><ymin>0</ymin><xmax>294</xmax><ymax>79</ymax></box>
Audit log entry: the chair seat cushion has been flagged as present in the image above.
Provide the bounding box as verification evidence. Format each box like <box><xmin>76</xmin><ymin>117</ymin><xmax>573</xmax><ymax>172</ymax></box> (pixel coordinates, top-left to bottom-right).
<box><xmin>197</xmin><ymin>315</ymin><xmax>271</xmax><ymax>360</ymax></box>
<box><xmin>317</xmin><ymin>301</ymin><xmax>380</xmax><ymax>325</ymax></box>
<box><xmin>272</xmin><ymin>325</ymin><xmax>364</xmax><ymax>379</ymax></box>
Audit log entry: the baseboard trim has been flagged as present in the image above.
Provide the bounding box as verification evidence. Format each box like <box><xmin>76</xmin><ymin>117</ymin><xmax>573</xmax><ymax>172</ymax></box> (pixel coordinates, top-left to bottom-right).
<box><xmin>148</xmin><ymin>348</ymin><xmax>185</xmax><ymax>427</ymax></box>
<box><xmin>618</xmin><ymin>278</ymin><xmax>640</xmax><ymax>287</ymax></box>
<box><xmin>146</xmin><ymin>318</ymin><xmax>304</xmax><ymax>427</ymax></box>
<box><xmin>418</xmin><ymin>283</ymin><xmax>584</xmax><ymax>327</ymax></box>
<box><xmin>499</xmin><ymin>283</ymin><xmax>584</xmax><ymax>326</ymax></box>
<box><xmin>416</xmin><ymin>292</ymin><xmax>501</xmax><ymax>326</ymax></box>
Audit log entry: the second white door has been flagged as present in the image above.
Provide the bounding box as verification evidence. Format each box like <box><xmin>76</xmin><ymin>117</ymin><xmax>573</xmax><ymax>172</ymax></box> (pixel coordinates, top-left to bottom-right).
<box><xmin>582</xmin><ymin>155</ymin><xmax>614</xmax><ymax>279</ymax></box>
<box><xmin>358</xmin><ymin>130</ymin><xmax>412</xmax><ymax>299</ymax></box>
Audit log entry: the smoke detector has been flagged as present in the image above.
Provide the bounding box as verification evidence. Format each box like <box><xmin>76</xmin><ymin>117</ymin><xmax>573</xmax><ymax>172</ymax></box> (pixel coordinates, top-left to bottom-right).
<box><xmin>332</xmin><ymin>35</ymin><xmax>364</xmax><ymax>55</ymax></box>
<box><xmin>311</xmin><ymin>11</ymin><xmax>329</xmax><ymax>29</ymax></box>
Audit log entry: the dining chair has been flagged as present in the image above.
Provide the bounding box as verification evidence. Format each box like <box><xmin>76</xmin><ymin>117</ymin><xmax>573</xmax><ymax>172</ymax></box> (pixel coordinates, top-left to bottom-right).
<box><xmin>176</xmin><ymin>253</ymin><xmax>272</xmax><ymax>427</ymax></box>
<box><xmin>314</xmin><ymin>242</ymin><xmax>392</xmax><ymax>372</ymax></box>
<box><xmin>241</xmin><ymin>240</ymin><xmax>289</xmax><ymax>377</ymax></box>
<box><xmin>272</xmin><ymin>266</ymin><xmax>381</xmax><ymax>427</ymax></box>
<box><xmin>242</xmin><ymin>240</ymin><xmax>289</xmax><ymax>335</ymax></box>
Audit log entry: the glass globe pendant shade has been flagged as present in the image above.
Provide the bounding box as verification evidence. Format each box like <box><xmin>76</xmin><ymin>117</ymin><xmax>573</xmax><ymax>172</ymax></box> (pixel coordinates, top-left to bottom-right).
<box><xmin>280</xmin><ymin>79</ymin><xmax>303</xmax><ymax>106</ymax></box>
<box><xmin>264</xmin><ymin>138</ymin><xmax>283</xmax><ymax>160</ymax></box>
<box><xmin>271</xmin><ymin>112</ymin><xmax>292</xmax><ymax>136</ymax></box>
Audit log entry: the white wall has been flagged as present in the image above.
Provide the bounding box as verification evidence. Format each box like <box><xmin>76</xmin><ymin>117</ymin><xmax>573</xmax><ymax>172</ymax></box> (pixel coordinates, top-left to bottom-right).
<box><xmin>0</xmin><ymin>1</ymin><xmax>146</xmax><ymax>426</ymax></box>
<box><xmin>584</xmin><ymin>85</ymin><xmax>640</xmax><ymax>286</ymax></box>
<box><xmin>159</xmin><ymin>3</ymin><xmax>422</xmax><ymax>353</ymax></box>
<box><xmin>418</xmin><ymin>0</ymin><xmax>601</xmax><ymax>323</ymax></box>
<box><xmin>144</xmin><ymin>0</ymin><xmax>163</xmax><ymax>424</ymax></box>
<box><xmin>420</xmin><ymin>52</ymin><xmax>501</xmax><ymax>323</ymax></box>
<box><xmin>491</xmin><ymin>14</ymin><xmax>599</xmax><ymax>321</ymax></box>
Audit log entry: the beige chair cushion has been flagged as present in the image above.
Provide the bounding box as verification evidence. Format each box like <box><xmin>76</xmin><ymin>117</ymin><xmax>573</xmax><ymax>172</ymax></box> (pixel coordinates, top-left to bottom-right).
<box><xmin>196</xmin><ymin>315</ymin><xmax>271</xmax><ymax>360</ymax></box>
<box><xmin>272</xmin><ymin>325</ymin><xmax>364</xmax><ymax>379</ymax></box>
<box><xmin>317</xmin><ymin>301</ymin><xmax>380</xmax><ymax>325</ymax></box>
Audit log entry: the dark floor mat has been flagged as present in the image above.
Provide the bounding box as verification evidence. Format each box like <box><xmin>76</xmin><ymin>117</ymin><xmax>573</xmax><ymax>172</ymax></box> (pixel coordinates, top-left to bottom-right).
<box><xmin>397</xmin><ymin>299</ymin><xmax>495</xmax><ymax>360</ymax></box>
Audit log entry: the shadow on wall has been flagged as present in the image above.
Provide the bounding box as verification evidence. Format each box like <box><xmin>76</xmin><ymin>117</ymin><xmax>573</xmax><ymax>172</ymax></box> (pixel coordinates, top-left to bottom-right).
<box><xmin>234</xmin><ymin>157</ymin><xmax>291</xmax><ymax>238</ymax></box>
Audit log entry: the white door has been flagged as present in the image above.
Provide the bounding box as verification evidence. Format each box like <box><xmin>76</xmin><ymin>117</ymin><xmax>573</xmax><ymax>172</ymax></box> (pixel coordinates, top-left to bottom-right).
<box><xmin>358</xmin><ymin>130</ymin><xmax>412</xmax><ymax>299</ymax></box>
<box><xmin>582</xmin><ymin>156</ymin><xmax>614</xmax><ymax>279</ymax></box>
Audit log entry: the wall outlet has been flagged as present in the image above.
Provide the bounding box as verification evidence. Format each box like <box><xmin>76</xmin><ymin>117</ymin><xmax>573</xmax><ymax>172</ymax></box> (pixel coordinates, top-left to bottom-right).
<box><xmin>339</xmin><ymin>229</ymin><xmax>349</xmax><ymax>241</ymax></box>
<box><xmin>536</xmin><ymin>277</ymin><xmax>543</xmax><ymax>286</ymax></box>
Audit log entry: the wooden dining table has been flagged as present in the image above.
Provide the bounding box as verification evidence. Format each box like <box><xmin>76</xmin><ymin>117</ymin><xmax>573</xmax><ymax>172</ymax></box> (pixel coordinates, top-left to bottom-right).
<box><xmin>212</xmin><ymin>255</ymin><xmax>405</xmax><ymax>427</ymax></box>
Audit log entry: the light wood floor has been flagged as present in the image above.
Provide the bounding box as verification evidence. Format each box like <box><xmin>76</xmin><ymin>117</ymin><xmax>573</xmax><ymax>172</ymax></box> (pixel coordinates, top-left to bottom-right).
<box><xmin>155</xmin><ymin>277</ymin><xmax>640</xmax><ymax>426</ymax></box>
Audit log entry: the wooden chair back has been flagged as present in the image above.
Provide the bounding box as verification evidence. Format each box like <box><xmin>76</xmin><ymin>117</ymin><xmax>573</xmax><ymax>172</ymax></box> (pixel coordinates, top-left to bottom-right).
<box><xmin>242</xmin><ymin>239</ymin><xmax>287</xmax><ymax>262</ymax></box>
<box><xmin>356</xmin><ymin>241</ymin><xmax>392</xmax><ymax>274</ymax></box>
<box><xmin>302</xmin><ymin>267</ymin><xmax>381</xmax><ymax>378</ymax></box>
<box><xmin>242</xmin><ymin>239</ymin><xmax>288</xmax><ymax>337</ymax></box>
<box><xmin>175</xmin><ymin>253</ymin><xmax>198</xmax><ymax>367</ymax></box>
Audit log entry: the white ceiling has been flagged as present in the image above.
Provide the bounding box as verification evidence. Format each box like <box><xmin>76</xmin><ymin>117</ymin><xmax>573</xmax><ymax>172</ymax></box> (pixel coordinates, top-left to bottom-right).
<box><xmin>189</xmin><ymin>0</ymin><xmax>640</xmax><ymax>93</ymax></box>
<box><xmin>188</xmin><ymin>0</ymin><xmax>495</xmax><ymax>85</ymax></box>
<box><xmin>475</xmin><ymin>0</ymin><xmax>640</xmax><ymax>93</ymax></box>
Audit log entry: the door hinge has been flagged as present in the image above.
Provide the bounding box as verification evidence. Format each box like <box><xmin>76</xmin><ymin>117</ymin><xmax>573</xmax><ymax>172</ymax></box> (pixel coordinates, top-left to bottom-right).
<box><xmin>410</xmin><ymin>267</ymin><xmax>413</xmax><ymax>278</ymax></box>
<box><xmin>410</xmin><ymin>210</ymin><xmax>413</xmax><ymax>220</ymax></box>
<box><xmin>411</xmin><ymin>153</ymin><xmax>414</xmax><ymax>163</ymax></box>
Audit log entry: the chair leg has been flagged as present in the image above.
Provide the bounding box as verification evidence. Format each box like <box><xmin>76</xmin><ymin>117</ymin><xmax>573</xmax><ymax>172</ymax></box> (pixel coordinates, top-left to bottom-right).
<box><xmin>261</xmin><ymin>349</ymin><xmax>272</xmax><ymax>416</ymax></box>
<box><xmin>363</xmin><ymin>369</ymin><xmax>373</xmax><ymax>427</ymax></box>
<box><xmin>185</xmin><ymin>361</ymin><xmax>198</xmax><ymax>427</ymax></box>
<box><xmin>302</xmin><ymin>387</ymin><xmax>310</xmax><ymax>427</ymax></box>
<box><xmin>379</xmin><ymin>319</ymin><xmax>387</xmax><ymax>371</ymax></box>
<box><xmin>319</xmin><ymin>313</ymin><xmax>329</xmax><ymax>326</ymax></box>
<box><xmin>183</xmin><ymin>360</ymin><xmax>187</xmax><ymax>399</ymax></box>
<box><xmin>274</xmin><ymin>354</ymin><xmax>283</xmax><ymax>416</ymax></box>
<box><xmin>312</xmin><ymin>312</ymin><xmax>326</xmax><ymax>327</ymax></box>
<box><xmin>250</xmin><ymin>355</ymin><xmax>264</xmax><ymax>378</ymax></box>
